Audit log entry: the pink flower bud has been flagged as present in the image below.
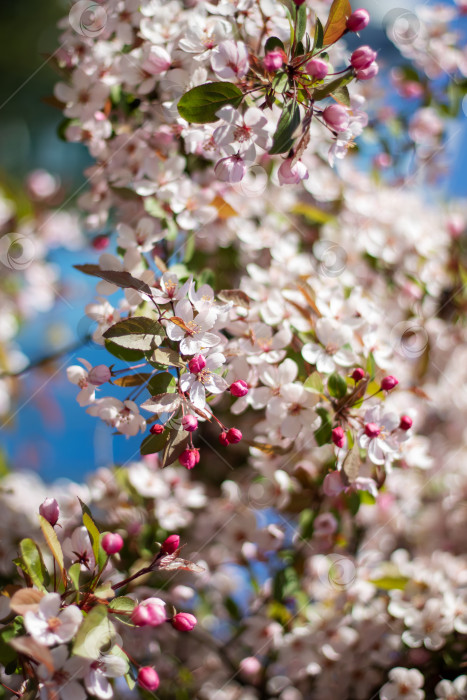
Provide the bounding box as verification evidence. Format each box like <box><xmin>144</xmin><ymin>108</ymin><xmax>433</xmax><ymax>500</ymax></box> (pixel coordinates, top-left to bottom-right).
<box><xmin>332</xmin><ymin>426</ymin><xmax>345</xmax><ymax>448</ymax></box>
<box><xmin>131</xmin><ymin>604</ymin><xmax>153</xmax><ymax>627</ymax></box>
<box><xmin>240</xmin><ymin>657</ymin><xmax>262</xmax><ymax>678</ymax></box>
<box><xmin>364</xmin><ymin>423</ymin><xmax>381</xmax><ymax>439</ymax></box>
<box><xmin>102</xmin><ymin>532</ymin><xmax>124</xmax><ymax>555</ymax></box>
<box><xmin>305</xmin><ymin>58</ymin><xmax>329</xmax><ymax>80</ymax></box>
<box><xmin>373</xmin><ymin>153</ymin><xmax>392</xmax><ymax>169</ymax></box>
<box><xmin>230</xmin><ymin>380</ymin><xmax>249</xmax><ymax>397</ymax></box>
<box><xmin>351</xmin><ymin>46</ymin><xmax>377</xmax><ymax>70</ymax></box>
<box><xmin>138</xmin><ymin>667</ymin><xmax>160</xmax><ymax>691</ymax></box>
<box><xmin>132</xmin><ymin>598</ymin><xmax>167</xmax><ymax>626</ymax></box>
<box><xmin>277</xmin><ymin>158</ymin><xmax>309</xmax><ymax>185</ymax></box>
<box><xmin>226</xmin><ymin>428</ymin><xmax>242</xmax><ymax>444</ymax></box>
<box><xmin>346</xmin><ymin>9</ymin><xmax>370</xmax><ymax>32</ymax></box>
<box><xmin>146</xmin><ymin>598</ymin><xmax>167</xmax><ymax>626</ymax></box>
<box><xmin>264</xmin><ymin>50</ymin><xmax>284</xmax><ymax>72</ymax></box>
<box><xmin>171</xmin><ymin>612</ymin><xmax>197</xmax><ymax>631</ymax></box>
<box><xmin>219</xmin><ymin>431</ymin><xmax>229</xmax><ymax>446</ymax></box>
<box><xmin>447</xmin><ymin>214</ymin><xmax>465</xmax><ymax>238</ymax></box>
<box><xmin>400</xmin><ymin>81</ymin><xmax>424</xmax><ymax>99</ymax></box>
<box><xmin>322</xmin><ymin>104</ymin><xmax>350</xmax><ymax>133</ymax></box>
<box><xmin>214</xmin><ymin>155</ymin><xmax>246</xmax><ymax>184</ymax></box>
<box><xmin>356</xmin><ymin>61</ymin><xmax>379</xmax><ymax>81</ymax></box>
<box><xmin>399</xmin><ymin>415</ymin><xmax>413</xmax><ymax>431</ymax></box>
<box><xmin>381</xmin><ymin>375</ymin><xmax>399</xmax><ymax>391</ymax></box>
<box><xmin>92</xmin><ymin>235</ymin><xmax>109</xmax><ymax>250</ymax></box>
<box><xmin>88</xmin><ymin>364</ymin><xmax>111</xmax><ymax>386</ymax></box>
<box><xmin>188</xmin><ymin>354</ymin><xmax>206</xmax><ymax>374</ymax></box>
<box><xmin>162</xmin><ymin>534</ymin><xmax>180</xmax><ymax>554</ymax></box>
<box><xmin>182</xmin><ymin>415</ymin><xmax>198</xmax><ymax>432</ymax></box>
<box><xmin>179</xmin><ymin>448</ymin><xmax>200</xmax><ymax>469</ymax></box>
<box><xmin>351</xmin><ymin>368</ymin><xmax>365</xmax><ymax>382</ymax></box>
<box><xmin>150</xmin><ymin>424</ymin><xmax>164</xmax><ymax>434</ymax></box>
<box><xmin>293</xmin><ymin>0</ymin><xmax>306</xmax><ymax>5</ymax></box>
<box><xmin>39</xmin><ymin>498</ymin><xmax>60</xmax><ymax>527</ymax></box>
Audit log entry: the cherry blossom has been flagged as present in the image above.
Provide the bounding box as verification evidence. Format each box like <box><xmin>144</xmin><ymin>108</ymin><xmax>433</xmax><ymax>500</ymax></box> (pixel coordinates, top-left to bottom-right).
<box><xmin>180</xmin><ymin>351</ymin><xmax>228</xmax><ymax>409</ymax></box>
<box><xmin>166</xmin><ymin>299</ymin><xmax>221</xmax><ymax>356</ymax></box>
<box><xmin>87</xmin><ymin>398</ymin><xmax>146</xmax><ymax>436</ymax></box>
<box><xmin>379</xmin><ymin>667</ymin><xmax>425</xmax><ymax>700</ymax></box>
<box><xmin>24</xmin><ymin>593</ymin><xmax>82</xmax><ymax>646</ymax></box>
<box><xmin>210</xmin><ymin>40</ymin><xmax>249</xmax><ymax>80</ymax></box>
<box><xmin>301</xmin><ymin>318</ymin><xmax>356</xmax><ymax>373</ymax></box>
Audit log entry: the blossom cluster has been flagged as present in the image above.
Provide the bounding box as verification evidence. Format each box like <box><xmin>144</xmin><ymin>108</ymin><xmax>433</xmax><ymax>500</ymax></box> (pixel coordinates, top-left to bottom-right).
<box><xmin>1</xmin><ymin>0</ymin><xmax>467</xmax><ymax>696</ymax></box>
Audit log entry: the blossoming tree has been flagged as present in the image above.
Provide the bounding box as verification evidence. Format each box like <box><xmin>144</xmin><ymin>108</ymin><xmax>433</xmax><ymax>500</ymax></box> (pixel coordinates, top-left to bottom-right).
<box><xmin>1</xmin><ymin>0</ymin><xmax>467</xmax><ymax>698</ymax></box>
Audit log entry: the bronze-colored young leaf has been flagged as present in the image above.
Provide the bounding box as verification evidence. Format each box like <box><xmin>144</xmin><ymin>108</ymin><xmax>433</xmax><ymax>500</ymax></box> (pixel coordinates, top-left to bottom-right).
<box><xmin>10</xmin><ymin>636</ymin><xmax>54</xmax><ymax>673</ymax></box>
<box><xmin>218</xmin><ymin>289</ymin><xmax>251</xmax><ymax>308</ymax></box>
<box><xmin>323</xmin><ymin>0</ymin><xmax>351</xmax><ymax>46</ymax></box>
<box><xmin>10</xmin><ymin>588</ymin><xmax>44</xmax><ymax>616</ymax></box>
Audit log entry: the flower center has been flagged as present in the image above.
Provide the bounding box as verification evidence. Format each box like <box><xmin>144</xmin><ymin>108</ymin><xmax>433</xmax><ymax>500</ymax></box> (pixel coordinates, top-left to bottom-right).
<box><xmin>197</xmin><ymin>368</ymin><xmax>212</xmax><ymax>384</ymax></box>
<box><xmin>233</xmin><ymin>124</ymin><xmax>252</xmax><ymax>143</ymax></box>
<box><xmin>47</xmin><ymin>616</ymin><xmax>62</xmax><ymax>632</ymax></box>
<box><xmin>325</xmin><ymin>343</ymin><xmax>339</xmax><ymax>355</ymax></box>
<box><xmin>185</xmin><ymin>320</ymin><xmax>201</xmax><ymax>336</ymax></box>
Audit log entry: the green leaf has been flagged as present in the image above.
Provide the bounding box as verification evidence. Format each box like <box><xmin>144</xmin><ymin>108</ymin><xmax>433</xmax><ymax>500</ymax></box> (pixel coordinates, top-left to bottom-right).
<box><xmin>313</xmin><ymin>17</ymin><xmax>324</xmax><ymax>50</ymax></box>
<box><xmin>140</xmin><ymin>430</ymin><xmax>170</xmax><ymax>456</ymax></box>
<box><xmin>225</xmin><ymin>596</ymin><xmax>242</xmax><ymax>621</ymax></box>
<box><xmin>304</xmin><ymin>371</ymin><xmax>324</xmax><ymax>394</ymax></box>
<box><xmin>78</xmin><ymin>500</ymin><xmax>108</xmax><ymax>571</ymax></box>
<box><xmin>269</xmin><ymin>101</ymin><xmax>300</xmax><ymax>155</ymax></box>
<box><xmin>73</xmin><ymin>605</ymin><xmax>114</xmax><ymax>658</ymax></box>
<box><xmin>296</xmin><ymin>2</ymin><xmax>307</xmax><ymax>43</ymax></box>
<box><xmin>272</xmin><ymin>72</ymin><xmax>289</xmax><ymax>94</ymax></box>
<box><xmin>161</xmin><ymin>428</ymin><xmax>190</xmax><ymax>468</ymax></box>
<box><xmin>144</xmin><ymin>197</ymin><xmax>166</xmax><ymax>219</ymax></box>
<box><xmin>314</xmin><ymin>408</ymin><xmax>332</xmax><ymax>446</ymax></box>
<box><xmin>147</xmin><ymin>371</ymin><xmax>177</xmax><ymax>395</ymax></box>
<box><xmin>370</xmin><ymin>576</ymin><xmax>409</xmax><ymax>591</ymax></box>
<box><xmin>360</xmin><ymin>490</ymin><xmax>376</xmax><ymax>506</ymax></box>
<box><xmin>109</xmin><ymin>597</ymin><xmax>137</xmax><ymax>626</ymax></box>
<box><xmin>347</xmin><ymin>490</ymin><xmax>361</xmax><ymax>515</ymax></box>
<box><xmin>265</xmin><ymin>36</ymin><xmax>285</xmax><ymax>53</ymax></box>
<box><xmin>104</xmin><ymin>340</ymin><xmax>145</xmax><ymax>362</ymax></box>
<box><xmin>333</xmin><ymin>84</ymin><xmax>350</xmax><ymax>106</ymax></box>
<box><xmin>113</xmin><ymin>373</ymin><xmax>152</xmax><ymax>387</ymax></box>
<box><xmin>273</xmin><ymin>566</ymin><xmax>300</xmax><ymax>602</ymax></box>
<box><xmin>312</xmin><ymin>70</ymin><xmax>353</xmax><ymax>101</ymax></box>
<box><xmin>366</xmin><ymin>352</ymin><xmax>376</xmax><ymax>380</ymax></box>
<box><xmin>299</xmin><ymin>508</ymin><xmax>315</xmax><ymax>539</ymax></box>
<box><xmin>292</xmin><ymin>202</ymin><xmax>335</xmax><ymax>224</ymax></box>
<box><xmin>177</xmin><ymin>82</ymin><xmax>243</xmax><ymax>124</ymax></box>
<box><xmin>0</xmin><ymin>622</ymin><xmax>21</xmax><ymax>668</ymax></box>
<box><xmin>19</xmin><ymin>540</ymin><xmax>49</xmax><ymax>592</ymax></box>
<box><xmin>73</xmin><ymin>265</ymin><xmax>153</xmax><ymax>298</ymax></box>
<box><xmin>38</xmin><ymin>515</ymin><xmax>66</xmax><ymax>587</ymax></box>
<box><xmin>149</xmin><ymin>347</ymin><xmax>184</xmax><ymax>369</ymax></box>
<box><xmin>69</xmin><ymin>563</ymin><xmax>81</xmax><ymax>593</ymax></box>
<box><xmin>323</xmin><ymin>0</ymin><xmax>351</xmax><ymax>46</ymax></box>
<box><xmin>328</xmin><ymin>372</ymin><xmax>347</xmax><ymax>399</ymax></box>
<box><xmin>103</xmin><ymin>317</ymin><xmax>165</xmax><ymax>352</ymax></box>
